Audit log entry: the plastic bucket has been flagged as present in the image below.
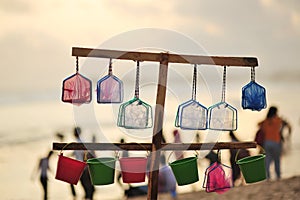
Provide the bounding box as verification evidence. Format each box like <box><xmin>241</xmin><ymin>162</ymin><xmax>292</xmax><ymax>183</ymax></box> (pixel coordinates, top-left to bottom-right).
<box><xmin>87</xmin><ymin>157</ymin><xmax>116</xmax><ymax>185</ymax></box>
<box><xmin>119</xmin><ymin>157</ymin><xmax>147</xmax><ymax>183</ymax></box>
<box><xmin>55</xmin><ymin>154</ymin><xmax>86</xmax><ymax>185</ymax></box>
<box><xmin>236</xmin><ymin>154</ymin><xmax>266</xmax><ymax>183</ymax></box>
<box><xmin>169</xmin><ymin>156</ymin><xmax>199</xmax><ymax>186</ymax></box>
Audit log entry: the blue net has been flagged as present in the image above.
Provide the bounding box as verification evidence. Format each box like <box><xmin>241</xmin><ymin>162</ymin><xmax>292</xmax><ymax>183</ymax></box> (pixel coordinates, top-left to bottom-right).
<box><xmin>174</xmin><ymin>64</ymin><xmax>208</xmax><ymax>130</ymax></box>
<box><xmin>242</xmin><ymin>81</ymin><xmax>267</xmax><ymax>111</ymax></box>
<box><xmin>175</xmin><ymin>99</ymin><xmax>208</xmax><ymax>130</ymax></box>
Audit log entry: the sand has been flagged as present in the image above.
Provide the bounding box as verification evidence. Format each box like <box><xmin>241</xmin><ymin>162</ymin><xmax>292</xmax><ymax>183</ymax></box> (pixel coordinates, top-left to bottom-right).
<box><xmin>128</xmin><ymin>176</ymin><xmax>300</xmax><ymax>200</ymax></box>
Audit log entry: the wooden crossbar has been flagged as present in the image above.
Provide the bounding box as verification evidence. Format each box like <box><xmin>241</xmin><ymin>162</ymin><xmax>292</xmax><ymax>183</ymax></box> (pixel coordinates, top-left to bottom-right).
<box><xmin>52</xmin><ymin>142</ymin><xmax>257</xmax><ymax>151</ymax></box>
<box><xmin>72</xmin><ymin>47</ymin><xmax>258</xmax><ymax>67</ymax></box>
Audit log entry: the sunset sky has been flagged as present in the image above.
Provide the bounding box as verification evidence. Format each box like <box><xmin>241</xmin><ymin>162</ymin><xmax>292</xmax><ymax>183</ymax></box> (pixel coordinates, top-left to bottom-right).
<box><xmin>1</xmin><ymin>0</ymin><xmax>299</xmax><ymax>99</ymax></box>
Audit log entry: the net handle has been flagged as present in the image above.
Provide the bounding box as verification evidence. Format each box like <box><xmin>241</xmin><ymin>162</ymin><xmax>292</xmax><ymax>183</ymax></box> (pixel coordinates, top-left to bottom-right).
<box><xmin>108</xmin><ymin>58</ymin><xmax>113</xmax><ymax>75</ymax></box>
<box><xmin>76</xmin><ymin>56</ymin><xmax>79</xmax><ymax>73</ymax></box>
<box><xmin>251</xmin><ymin>66</ymin><xmax>255</xmax><ymax>82</ymax></box>
<box><xmin>192</xmin><ymin>64</ymin><xmax>197</xmax><ymax>100</ymax></box>
<box><xmin>221</xmin><ymin>66</ymin><xmax>227</xmax><ymax>102</ymax></box>
<box><xmin>134</xmin><ymin>61</ymin><xmax>140</xmax><ymax>98</ymax></box>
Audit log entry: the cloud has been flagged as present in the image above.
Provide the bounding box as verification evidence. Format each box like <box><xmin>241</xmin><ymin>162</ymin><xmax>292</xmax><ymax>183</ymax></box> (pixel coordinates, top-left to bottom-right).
<box><xmin>1</xmin><ymin>0</ymin><xmax>300</xmax><ymax>100</ymax></box>
<box><xmin>0</xmin><ymin>0</ymin><xmax>31</xmax><ymax>14</ymax></box>
<box><xmin>0</xmin><ymin>30</ymin><xmax>71</xmax><ymax>94</ymax></box>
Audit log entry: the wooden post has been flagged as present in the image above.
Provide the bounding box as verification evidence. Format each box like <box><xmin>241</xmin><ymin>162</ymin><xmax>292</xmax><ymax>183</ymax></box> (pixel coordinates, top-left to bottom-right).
<box><xmin>147</xmin><ymin>53</ymin><xmax>169</xmax><ymax>200</ymax></box>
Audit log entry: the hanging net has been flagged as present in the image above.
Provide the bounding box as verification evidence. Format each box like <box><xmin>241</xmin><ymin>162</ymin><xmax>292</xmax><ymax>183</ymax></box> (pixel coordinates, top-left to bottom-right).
<box><xmin>117</xmin><ymin>97</ymin><xmax>153</xmax><ymax>129</ymax></box>
<box><xmin>175</xmin><ymin>100</ymin><xmax>208</xmax><ymax>130</ymax></box>
<box><xmin>175</xmin><ymin>65</ymin><xmax>208</xmax><ymax>130</ymax></box>
<box><xmin>203</xmin><ymin>162</ymin><xmax>232</xmax><ymax>193</ymax></box>
<box><xmin>97</xmin><ymin>59</ymin><xmax>123</xmax><ymax>103</ymax></box>
<box><xmin>208</xmin><ymin>66</ymin><xmax>237</xmax><ymax>131</ymax></box>
<box><xmin>62</xmin><ymin>73</ymin><xmax>92</xmax><ymax>105</ymax></box>
<box><xmin>117</xmin><ymin>61</ymin><xmax>153</xmax><ymax>129</ymax></box>
<box><xmin>208</xmin><ymin>102</ymin><xmax>237</xmax><ymax>131</ymax></box>
<box><xmin>242</xmin><ymin>67</ymin><xmax>267</xmax><ymax>111</ymax></box>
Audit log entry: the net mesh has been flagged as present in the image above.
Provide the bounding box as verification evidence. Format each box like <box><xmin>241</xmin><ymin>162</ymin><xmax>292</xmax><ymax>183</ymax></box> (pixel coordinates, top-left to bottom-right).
<box><xmin>242</xmin><ymin>81</ymin><xmax>267</xmax><ymax>111</ymax></box>
<box><xmin>208</xmin><ymin>102</ymin><xmax>237</xmax><ymax>131</ymax></box>
<box><xmin>97</xmin><ymin>75</ymin><xmax>123</xmax><ymax>103</ymax></box>
<box><xmin>117</xmin><ymin>97</ymin><xmax>153</xmax><ymax>129</ymax></box>
<box><xmin>175</xmin><ymin>100</ymin><xmax>208</xmax><ymax>130</ymax></box>
<box><xmin>203</xmin><ymin>162</ymin><xmax>232</xmax><ymax>193</ymax></box>
<box><xmin>62</xmin><ymin>73</ymin><xmax>92</xmax><ymax>105</ymax></box>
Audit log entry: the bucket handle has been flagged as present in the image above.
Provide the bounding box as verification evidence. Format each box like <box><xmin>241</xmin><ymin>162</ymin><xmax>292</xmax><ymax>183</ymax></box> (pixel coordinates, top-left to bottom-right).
<box><xmin>235</xmin><ymin>144</ymin><xmax>265</xmax><ymax>162</ymax></box>
<box><xmin>167</xmin><ymin>150</ymin><xmax>198</xmax><ymax>164</ymax></box>
<box><xmin>59</xmin><ymin>142</ymin><xmax>89</xmax><ymax>161</ymax></box>
<box><xmin>117</xmin><ymin>142</ymin><xmax>150</xmax><ymax>160</ymax></box>
<box><xmin>60</xmin><ymin>142</ymin><xmax>76</xmax><ymax>155</ymax></box>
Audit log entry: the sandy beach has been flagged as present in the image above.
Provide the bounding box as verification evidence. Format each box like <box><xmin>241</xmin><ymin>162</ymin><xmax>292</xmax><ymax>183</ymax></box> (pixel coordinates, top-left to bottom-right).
<box><xmin>129</xmin><ymin>176</ymin><xmax>300</xmax><ymax>200</ymax></box>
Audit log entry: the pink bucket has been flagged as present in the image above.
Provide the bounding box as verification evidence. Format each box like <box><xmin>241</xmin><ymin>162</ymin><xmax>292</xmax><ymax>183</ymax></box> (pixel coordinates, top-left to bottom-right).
<box><xmin>55</xmin><ymin>154</ymin><xmax>86</xmax><ymax>185</ymax></box>
<box><xmin>119</xmin><ymin>157</ymin><xmax>147</xmax><ymax>183</ymax></box>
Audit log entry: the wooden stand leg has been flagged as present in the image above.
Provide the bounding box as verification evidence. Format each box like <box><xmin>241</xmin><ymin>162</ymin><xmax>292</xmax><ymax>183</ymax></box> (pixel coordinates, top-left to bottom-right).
<box><xmin>147</xmin><ymin>54</ymin><xmax>169</xmax><ymax>200</ymax></box>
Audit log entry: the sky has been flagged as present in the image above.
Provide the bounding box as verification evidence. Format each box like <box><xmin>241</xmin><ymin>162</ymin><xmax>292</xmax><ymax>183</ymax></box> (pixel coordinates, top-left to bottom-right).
<box><xmin>0</xmin><ymin>0</ymin><xmax>299</xmax><ymax>104</ymax></box>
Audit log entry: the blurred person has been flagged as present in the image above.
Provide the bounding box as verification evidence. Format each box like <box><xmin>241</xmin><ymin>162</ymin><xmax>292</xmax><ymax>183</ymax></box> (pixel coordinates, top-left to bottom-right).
<box><xmin>73</xmin><ymin>127</ymin><xmax>95</xmax><ymax>200</ymax></box>
<box><xmin>260</xmin><ymin>106</ymin><xmax>291</xmax><ymax>180</ymax></box>
<box><xmin>280</xmin><ymin>118</ymin><xmax>292</xmax><ymax>155</ymax></box>
<box><xmin>32</xmin><ymin>150</ymin><xmax>53</xmax><ymax>200</ymax></box>
<box><xmin>158</xmin><ymin>154</ymin><xmax>177</xmax><ymax>199</ymax></box>
<box><xmin>173</xmin><ymin>129</ymin><xmax>184</xmax><ymax>160</ymax></box>
<box><xmin>55</xmin><ymin>131</ymin><xmax>77</xmax><ymax>199</ymax></box>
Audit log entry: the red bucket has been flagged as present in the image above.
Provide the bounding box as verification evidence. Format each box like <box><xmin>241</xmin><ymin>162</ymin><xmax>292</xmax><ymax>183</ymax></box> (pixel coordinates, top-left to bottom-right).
<box><xmin>119</xmin><ymin>157</ymin><xmax>147</xmax><ymax>183</ymax></box>
<box><xmin>55</xmin><ymin>154</ymin><xmax>86</xmax><ymax>185</ymax></box>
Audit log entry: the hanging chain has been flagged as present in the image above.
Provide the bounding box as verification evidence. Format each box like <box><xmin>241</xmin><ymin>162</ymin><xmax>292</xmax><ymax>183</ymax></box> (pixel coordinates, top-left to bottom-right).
<box><xmin>192</xmin><ymin>64</ymin><xmax>197</xmax><ymax>100</ymax></box>
<box><xmin>134</xmin><ymin>61</ymin><xmax>140</xmax><ymax>98</ymax></box>
<box><xmin>108</xmin><ymin>58</ymin><xmax>113</xmax><ymax>75</ymax></box>
<box><xmin>76</xmin><ymin>56</ymin><xmax>79</xmax><ymax>73</ymax></box>
<box><xmin>251</xmin><ymin>66</ymin><xmax>255</xmax><ymax>82</ymax></box>
<box><xmin>221</xmin><ymin>66</ymin><xmax>227</xmax><ymax>102</ymax></box>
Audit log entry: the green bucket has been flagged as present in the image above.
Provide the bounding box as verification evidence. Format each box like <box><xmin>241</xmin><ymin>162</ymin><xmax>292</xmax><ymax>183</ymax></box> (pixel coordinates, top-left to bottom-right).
<box><xmin>87</xmin><ymin>157</ymin><xmax>116</xmax><ymax>185</ymax></box>
<box><xmin>236</xmin><ymin>154</ymin><xmax>266</xmax><ymax>183</ymax></box>
<box><xmin>169</xmin><ymin>156</ymin><xmax>199</xmax><ymax>186</ymax></box>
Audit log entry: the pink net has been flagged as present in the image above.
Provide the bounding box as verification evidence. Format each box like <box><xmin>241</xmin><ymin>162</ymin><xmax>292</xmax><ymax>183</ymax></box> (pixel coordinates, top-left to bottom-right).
<box><xmin>203</xmin><ymin>162</ymin><xmax>232</xmax><ymax>194</ymax></box>
<box><xmin>62</xmin><ymin>73</ymin><xmax>92</xmax><ymax>105</ymax></box>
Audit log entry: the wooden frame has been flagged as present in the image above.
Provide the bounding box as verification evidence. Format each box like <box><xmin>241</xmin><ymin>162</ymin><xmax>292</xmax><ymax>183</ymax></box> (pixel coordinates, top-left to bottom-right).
<box><xmin>54</xmin><ymin>47</ymin><xmax>259</xmax><ymax>200</ymax></box>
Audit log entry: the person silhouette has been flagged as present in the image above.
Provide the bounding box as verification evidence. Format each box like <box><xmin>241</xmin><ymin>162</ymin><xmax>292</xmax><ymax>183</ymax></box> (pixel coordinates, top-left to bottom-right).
<box><xmin>158</xmin><ymin>154</ymin><xmax>177</xmax><ymax>199</ymax></box>
<box><xmin>260</xmin><ymin>106</ymin><xmax>291</xmax><ymax>180</ymax></box>
<box><xmin>73</xmin><ymin>127</ymin><xmax>95</xmax><ymax>200</ymax></box>
<box><xmin>34</xmin><ymin>150</ymin><xmax>53</xmax><ymax>200</ymax></box>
